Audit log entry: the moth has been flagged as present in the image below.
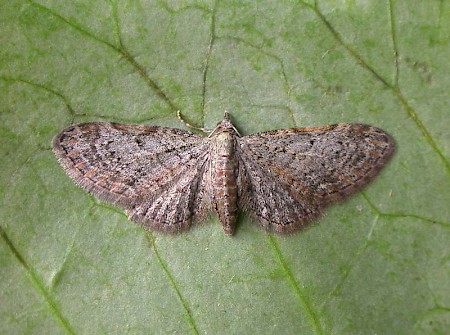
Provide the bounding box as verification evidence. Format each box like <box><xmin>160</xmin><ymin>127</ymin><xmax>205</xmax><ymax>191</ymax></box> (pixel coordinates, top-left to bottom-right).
<box><xmin>52</xmin><ymin>112</ymin><xmax>395</xmax><ymax>235</ymax></box>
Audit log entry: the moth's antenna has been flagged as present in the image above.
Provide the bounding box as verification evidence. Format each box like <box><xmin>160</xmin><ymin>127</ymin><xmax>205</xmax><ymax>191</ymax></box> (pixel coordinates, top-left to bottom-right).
<box><xmin>177</xmin><ymin>111</ymin><xmax>212</xmax><ymax>133</ymax></box>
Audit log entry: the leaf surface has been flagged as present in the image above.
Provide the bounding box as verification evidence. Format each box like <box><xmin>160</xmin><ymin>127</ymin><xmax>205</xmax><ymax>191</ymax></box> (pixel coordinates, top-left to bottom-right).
<box><xmin>1</xmin><ymin>1</ymin><xmax>449</xmax><ymax>334</ymax></box>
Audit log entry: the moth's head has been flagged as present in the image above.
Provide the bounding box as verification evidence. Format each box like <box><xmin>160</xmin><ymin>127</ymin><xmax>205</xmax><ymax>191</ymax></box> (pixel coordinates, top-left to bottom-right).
<box><xmin>216</xmin><ymin>110</ymin><xmax>232</xmax><ymax>128</ymax></box>
<box><xmin>209</xmin><ymin>111</ymin><xmax>241</xmax><ymax>137</ymax></box>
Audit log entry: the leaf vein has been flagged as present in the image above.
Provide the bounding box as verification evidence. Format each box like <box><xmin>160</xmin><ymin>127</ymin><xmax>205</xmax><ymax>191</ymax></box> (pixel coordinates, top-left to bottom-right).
<box><xmin>27</xmin><ymin>0</ymin><xmax>179</xmax><ymax>113</ymax></box>
<box><xmin>269</xmin><ymin>235</ymin><xmax>324</xmax><ymax>335</ymax></box>
<box><xmin>0</xmin><ymin>226</ymin><xmax>76</xmax><ymax>335</ymax></box>
<box><xmin>146</xmin><ymin>233</ymin><xmax>200</xmax><ymax>335</ymax></box>
<box><xmin>297</xmin><ymin>2</ymin><xmax>450</xmax><ymax>176</ymax></box>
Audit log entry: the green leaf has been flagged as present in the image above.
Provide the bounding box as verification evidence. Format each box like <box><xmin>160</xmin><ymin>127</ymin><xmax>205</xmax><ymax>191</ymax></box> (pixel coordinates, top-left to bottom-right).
<box><xmin>1</xmin><ymin>1</ymin><xmax>449</xmax><ymax>334</ymax></box>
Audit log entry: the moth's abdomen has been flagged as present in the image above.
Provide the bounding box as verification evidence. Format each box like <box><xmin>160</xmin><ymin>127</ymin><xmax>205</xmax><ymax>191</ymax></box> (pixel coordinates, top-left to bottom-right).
<box><xmin>211</xmin><ymin>133</ymin><xmax>239</xmax><ymax>235</ymax></box>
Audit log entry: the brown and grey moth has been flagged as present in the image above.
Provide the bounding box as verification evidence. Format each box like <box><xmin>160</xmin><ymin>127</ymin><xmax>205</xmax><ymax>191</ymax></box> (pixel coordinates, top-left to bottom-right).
<box><xmin>52</xmin><ymin>112</ymin><xmax>395</xmax><ymax>235</ymax></box>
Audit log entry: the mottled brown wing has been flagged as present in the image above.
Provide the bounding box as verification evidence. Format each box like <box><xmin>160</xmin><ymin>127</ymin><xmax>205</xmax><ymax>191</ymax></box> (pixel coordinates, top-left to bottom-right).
<box><xmin>237</xmin><ymin>124</ymin><xmax>395</xmax><ymax>233</ymax></box>
<box><xmin>52</xmin><ymin>122</ymin><xmax>212</xmax><ymax>232</ymax></box>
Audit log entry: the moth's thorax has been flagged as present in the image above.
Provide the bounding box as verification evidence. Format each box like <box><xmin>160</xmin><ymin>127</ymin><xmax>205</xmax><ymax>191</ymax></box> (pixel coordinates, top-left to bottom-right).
<box><xmin>209</xmin><ymin>124</ymin><xmax>239</xmax><ymax>235</ymax></box>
